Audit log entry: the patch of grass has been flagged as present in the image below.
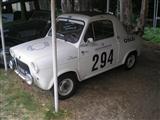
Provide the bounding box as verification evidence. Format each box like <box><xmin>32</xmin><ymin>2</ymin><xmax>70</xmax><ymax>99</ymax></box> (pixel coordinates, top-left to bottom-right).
<box><xmin>0</xmin><ymin>69</ymin><xmax>72</xmax><ymax>120</ymax></box>
<box><xmin>0</xmin><ymin>70</ymin><xmax>39</xmax><ymax>120</ymax></box>
<box><xmin>0</xmin><ymin>70</ymin><xmax>8</xmax><ymax>81</ymax></box>
<box><xmin>44</xmin><ymin>108</ymin><xmax>70</xmax><ymax>120</ymax></box>
<box><xmin>143</xmin><ymin>27</ymin><xmax>160</xmax><ymax>43</ymax></box>
<box><xmin>6</xmin><ymin>91</ymin><xmax>38</xmax><ymax>111</ymax></box>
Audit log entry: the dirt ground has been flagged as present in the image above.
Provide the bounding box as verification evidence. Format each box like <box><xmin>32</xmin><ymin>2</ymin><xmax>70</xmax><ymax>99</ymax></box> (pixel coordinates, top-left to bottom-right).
<box><xmin>60</xmin><ymin>41</ymin><xmax>160</xmax><ymax>120</ymax></box>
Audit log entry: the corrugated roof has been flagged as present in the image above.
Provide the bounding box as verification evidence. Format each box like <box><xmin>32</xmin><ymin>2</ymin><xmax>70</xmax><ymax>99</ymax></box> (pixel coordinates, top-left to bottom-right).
<box><xmin>2</xmin><ymin>0</ymin><xmax>36</xmax><ymax>5</ymax></box>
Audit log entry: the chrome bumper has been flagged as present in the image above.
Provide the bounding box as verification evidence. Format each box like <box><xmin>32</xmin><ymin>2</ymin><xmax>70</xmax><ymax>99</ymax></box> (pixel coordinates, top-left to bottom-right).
<box><xmin>9</xmin><ymin>58</ymin><xmax>33</xmax><ymax>85</ymax></box>
<box><xmin>15</xmin><ymin>69</ymin><xmax>33</xmax><ymax>85</ymax></box>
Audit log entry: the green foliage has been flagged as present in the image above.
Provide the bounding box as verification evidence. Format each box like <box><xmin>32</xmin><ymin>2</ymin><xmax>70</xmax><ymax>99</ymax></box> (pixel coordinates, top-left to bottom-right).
<box><xmin>143</xmin><ymin>27</ymin><xmax>160</xmax><ymax>43</ymax></box>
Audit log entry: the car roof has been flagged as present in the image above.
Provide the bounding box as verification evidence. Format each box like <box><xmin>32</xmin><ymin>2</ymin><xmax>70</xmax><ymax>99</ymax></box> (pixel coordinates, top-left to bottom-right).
<box><xmin>71</xmin><ymin>11</ymin><xmax>109</xmax><ymax>17</ymax></box>
<box><xmin>58</xmin><ymin>12</ymin><xmax>115</xmax><ymax>23</ymax></box>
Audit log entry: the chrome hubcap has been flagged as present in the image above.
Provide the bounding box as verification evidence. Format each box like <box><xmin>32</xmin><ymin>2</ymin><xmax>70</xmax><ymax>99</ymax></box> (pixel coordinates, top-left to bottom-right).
<box><xmin>59</xmin><ymin>78</ymin><xmax>73</xmax><ymax>96</ymax></box>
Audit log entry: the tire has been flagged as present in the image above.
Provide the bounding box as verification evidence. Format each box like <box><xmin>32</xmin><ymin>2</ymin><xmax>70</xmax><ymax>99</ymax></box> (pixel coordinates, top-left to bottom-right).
<box><xmin>124</xmin><ymin>53</ymin><xmax>137</xmax><ymax>70</ymax></box>
<box><xmin>57</xmin><ymin>73</ymin><xmax>78</xmax><ymax>100</ymax></box>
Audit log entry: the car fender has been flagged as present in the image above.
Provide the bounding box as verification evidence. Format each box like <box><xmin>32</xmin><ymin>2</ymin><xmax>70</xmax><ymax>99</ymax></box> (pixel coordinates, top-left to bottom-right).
<box><xmin>47</xmin><ymin>68</ymin><xmax>80</xmax><ymax>90</ymax></box>
<box><xmin>122</xmin><ymin>50</ymin><xmax>138</xmax><ymax>65</ymax></box>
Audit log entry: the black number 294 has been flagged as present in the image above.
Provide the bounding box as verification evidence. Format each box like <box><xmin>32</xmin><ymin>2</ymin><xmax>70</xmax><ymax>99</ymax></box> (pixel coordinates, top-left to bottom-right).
<box><xmin>92</xmin><ymin>49</ymin><xmax>113</xmax><ymax>71</ymax></box>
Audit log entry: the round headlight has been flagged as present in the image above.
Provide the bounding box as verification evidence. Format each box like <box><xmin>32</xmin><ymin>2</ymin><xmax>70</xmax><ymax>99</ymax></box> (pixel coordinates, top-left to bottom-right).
<box><xmin>9</xmin><ymin>59</ymin><xmax>16</xmax><ymax>70</ymax></box>
<box><xmin>30</xmin><ymin>62</ymin><xmax>39</xmax><ymax>73</ymax></box>
<box><xmin>26</xmin><ymin>74</ymin><xmax>33</xmax><ymax>85</ymax></box>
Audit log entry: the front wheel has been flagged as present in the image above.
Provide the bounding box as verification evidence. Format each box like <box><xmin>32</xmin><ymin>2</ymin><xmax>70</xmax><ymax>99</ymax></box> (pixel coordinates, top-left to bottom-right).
<box><xmin>124</xmin><ymin>53</ymin><xmax>137</xmax><ymax>70</ymax></box>
<box><xmin>51</xmin><ymin>73</ymin><xmax>78</xmax><ymax>100</ymax></box>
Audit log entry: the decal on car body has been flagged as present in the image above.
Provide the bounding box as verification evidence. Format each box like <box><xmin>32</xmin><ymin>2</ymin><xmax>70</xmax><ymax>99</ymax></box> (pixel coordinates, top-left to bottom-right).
<box><xmin>95</xmin><ymin>44</ymin><xmax>112</xmax><ymax>51</ymax></box>
<box><xmin>27</xmin><ymin>42</ymin><xmax>49</xmax><ymax>51</ymax></box>
<box><xmin>92</xmin><ymin>49</ymin><xmax>113</xmax><ymax>71</ymax></box>
<box><xmin>67</xmin><ymin>56</ymin><xmax>77</xmax><ymax>60</ymax></box>
<box><xmin>124</xmin><ymin>36</ymin><xmax>135</xmax><ymax>43</ymax></box>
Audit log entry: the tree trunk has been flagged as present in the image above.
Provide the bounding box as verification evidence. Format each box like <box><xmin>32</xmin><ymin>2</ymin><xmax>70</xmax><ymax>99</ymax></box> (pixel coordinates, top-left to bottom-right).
<box><xmin>61</xmin><ymin>0</ymin><xmax>72</xmax><ymax>13</ymax></box>
<box><xmin>61</xmin><ymin>0</ymin><xmax>94</xmax><ymax>13</ymax></box>
<box><xmin>136</xmin><ymin>0</ymin><xmax>148</xmax><ymax>35</ymax></box>
<box><xmin>71</xmin><ymin>0</ymin><xmax>75</xmax><ymax>12</ymax></box>
<box><xmin>119</xmin><ymin>0</ymin><xmax>133</xmax><ymax>32</ymax></box>
<box><xmin>79</xmin><ymin>0</ymin><xmax>93</xmax><ymax>11</ymax></box>
<box><xmin>38</xmin><ymin>0</ymin><xmax>50</xmax><ymax>10</ymax></box>
<box><xmin>122</xmin><ymin>0</ymin><xmax>133</xmax><ymax>26</ymax></box>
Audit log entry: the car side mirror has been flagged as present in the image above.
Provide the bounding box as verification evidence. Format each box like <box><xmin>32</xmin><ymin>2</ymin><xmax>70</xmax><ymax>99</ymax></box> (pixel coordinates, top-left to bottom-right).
<box><xmin>87</xmin><ymin>38</ymin><xmax>94</xmax><ymax>43</ymax></box>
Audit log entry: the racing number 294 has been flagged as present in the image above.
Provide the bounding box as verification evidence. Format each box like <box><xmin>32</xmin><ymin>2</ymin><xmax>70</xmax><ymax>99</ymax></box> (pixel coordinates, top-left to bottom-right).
<box><xmin>92</xmin><ymin>49</ymin><xmax>113</xmax><ymax>71</ymax></box>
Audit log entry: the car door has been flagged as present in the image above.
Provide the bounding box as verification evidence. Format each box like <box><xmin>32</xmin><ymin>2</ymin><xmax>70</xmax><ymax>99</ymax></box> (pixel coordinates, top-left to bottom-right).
<box><xmin>79</xmin><ymin>19</ymin><xmax>118</xmax><ymax>80</ymax></box>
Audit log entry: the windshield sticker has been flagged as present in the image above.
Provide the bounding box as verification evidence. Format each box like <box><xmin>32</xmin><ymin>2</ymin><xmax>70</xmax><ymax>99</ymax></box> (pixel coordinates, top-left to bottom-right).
<box><xmin>27</xmin><ymin>42</ymin><xmax>49</xmax><ymax>51</ymax></box>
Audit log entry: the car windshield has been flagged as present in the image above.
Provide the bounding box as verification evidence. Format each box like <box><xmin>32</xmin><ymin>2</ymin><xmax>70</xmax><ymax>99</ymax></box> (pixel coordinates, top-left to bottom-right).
<box><xmin>49</xmin><ymin>19</ymin><xmax>84</xmax><ymax>43</ymax></box>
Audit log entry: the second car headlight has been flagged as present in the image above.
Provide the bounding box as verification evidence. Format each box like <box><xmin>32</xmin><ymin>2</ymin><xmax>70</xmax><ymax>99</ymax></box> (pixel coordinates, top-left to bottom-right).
<box><xmin>30</xmin><ymin>62</ymin><xmax>39</xmax><ymax>73</ymax></box>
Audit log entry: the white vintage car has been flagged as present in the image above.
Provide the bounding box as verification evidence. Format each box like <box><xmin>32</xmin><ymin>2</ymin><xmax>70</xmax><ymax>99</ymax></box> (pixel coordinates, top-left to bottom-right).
<box><xmin>9</xmin><ymin>12</ymin><xmax>141</xmax><ymax>99</ymax></box>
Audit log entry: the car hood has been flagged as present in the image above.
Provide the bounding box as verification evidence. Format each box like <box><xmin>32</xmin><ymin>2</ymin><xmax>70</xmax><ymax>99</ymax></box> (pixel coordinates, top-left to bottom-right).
<box><xmin>10</xmin><ymin>36</ymin><xmax>78</xmax><ymax>65</ymax></box>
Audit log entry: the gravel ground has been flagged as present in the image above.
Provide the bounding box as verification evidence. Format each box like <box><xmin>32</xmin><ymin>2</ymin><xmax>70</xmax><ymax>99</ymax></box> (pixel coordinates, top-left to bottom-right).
<box><xmin>60</xmin><ymin>41</ymin><xmax>160</xmax><ymax>120</ymax></box>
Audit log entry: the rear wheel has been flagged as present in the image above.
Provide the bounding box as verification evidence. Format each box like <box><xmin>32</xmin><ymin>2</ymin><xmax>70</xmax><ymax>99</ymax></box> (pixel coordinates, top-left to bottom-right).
<box><xmin>124</xmin><ymin>53</ymin><xmax>137</xmax><ymax>70</ymax></box>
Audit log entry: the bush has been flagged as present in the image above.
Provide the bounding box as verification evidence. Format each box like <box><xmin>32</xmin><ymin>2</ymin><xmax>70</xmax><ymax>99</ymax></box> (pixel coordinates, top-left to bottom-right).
<box><xmin>143</xmin><ymin>27</ymin><xmax>160</xmax><ymax>43</ymax></box>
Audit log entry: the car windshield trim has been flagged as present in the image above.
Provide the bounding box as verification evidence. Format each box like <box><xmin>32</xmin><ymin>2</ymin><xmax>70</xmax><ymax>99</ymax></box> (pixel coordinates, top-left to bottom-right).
<box><xmin>48</xmin><ymin>19</ymin><xmax>84</xmax><ymax>44</ymax></box>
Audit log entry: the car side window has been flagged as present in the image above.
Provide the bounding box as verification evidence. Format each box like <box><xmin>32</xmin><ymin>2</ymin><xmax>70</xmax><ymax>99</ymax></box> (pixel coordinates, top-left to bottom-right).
<box><xmin>84</xmin><ymin>24</ymin><xmax>94</xmax><ymax>42</ymax></box>
<box><xmin>93</xmin><ymin>20</ymin><xmax>114</xmax><ymax>41</ymax></box>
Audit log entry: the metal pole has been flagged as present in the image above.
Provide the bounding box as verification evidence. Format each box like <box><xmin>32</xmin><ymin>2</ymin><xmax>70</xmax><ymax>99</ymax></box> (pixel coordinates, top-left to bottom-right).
<box><xmin>106</xmin><ymin>0</ymin><xmax>110</xmax><ymax>13</ymax></box>
<box><xmin>0</xmin><ymin>0</ymin><xmax>8</xmax><ymax>71</ymax></box>
<box><xmin>120</xmin><ymin>0</ymin><xmax>123</xmax><ymax>22</ymax></box>
<box><xmin>153</xmin><ymin>0</ymin><xmax>157</xmax><ymax>28</ymax></box>
<box><xmin>155</xmin><ymin>0</ymin><xmax>159</xmax><ymax>27</ymax></box>
<box><xmin>51</xmin><ymin>0</ymin><xmax>59</xmax><ymax>112</ymax></box>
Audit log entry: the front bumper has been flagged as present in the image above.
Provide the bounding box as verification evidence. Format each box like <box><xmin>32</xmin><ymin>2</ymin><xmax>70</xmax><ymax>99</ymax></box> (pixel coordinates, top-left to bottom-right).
<box><xmin>9</xmin><ymin>57</ymin><xmax>52</xmax><ymax>90</ymax></box>
<box><xmin>9</xmin><ymin>58</ymin><xmax>33</xmax><ymax>85</ymax></box>
<box><xmin>15</xmin><ymin>69</ymin><xmax>33</xmax><ymax>85</ymax></box>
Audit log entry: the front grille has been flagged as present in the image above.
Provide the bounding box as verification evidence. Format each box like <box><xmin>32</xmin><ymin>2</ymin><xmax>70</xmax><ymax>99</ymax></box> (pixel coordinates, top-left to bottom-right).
<box><xmin>16</xmin><ymin>59</ymin><xmax>30</xmax><ymax>75</ymax></box>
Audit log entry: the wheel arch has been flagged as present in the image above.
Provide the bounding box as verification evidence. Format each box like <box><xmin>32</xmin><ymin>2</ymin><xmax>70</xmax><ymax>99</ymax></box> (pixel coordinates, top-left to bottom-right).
<box><xmin>48</xmin><ymin>69</ymin><xmax>80</xmax><ymax>90</ymax></box>
<box><xmin>122</xmin><ymin>50</ymin><xmax>138</xmax><ymax>64</ymax></box>
<box><xmin>58</xmin><ymin>71</ymin><xmax>79</xmax><ymax>80</ymax></box>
